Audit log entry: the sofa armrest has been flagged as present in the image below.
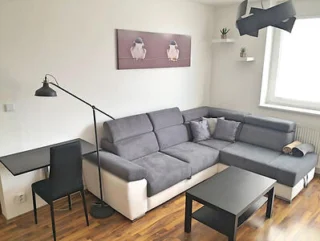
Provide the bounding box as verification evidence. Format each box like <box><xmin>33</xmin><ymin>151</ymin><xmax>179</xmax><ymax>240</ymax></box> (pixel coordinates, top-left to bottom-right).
<box><xmin>84</xmin><ymin>151</ymin><xmax>147</xmax><ymax>182</ymax></box>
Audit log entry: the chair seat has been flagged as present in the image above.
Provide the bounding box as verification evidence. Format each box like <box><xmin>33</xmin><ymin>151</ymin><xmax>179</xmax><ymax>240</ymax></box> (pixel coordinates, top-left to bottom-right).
<box><xmin>32</xmin><ymin>179</ymin><xmax>83</xmax><ymax>203</ymax></box>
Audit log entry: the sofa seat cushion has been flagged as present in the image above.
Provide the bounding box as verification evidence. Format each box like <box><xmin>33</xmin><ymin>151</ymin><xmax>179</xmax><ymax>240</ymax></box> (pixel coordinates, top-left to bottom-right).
<box><xmin>220</xmin><ymin>142</ymin><xmax>281</xmax><ymax>180</ymax></box>
<box><xmin>220</xmin><ymin>142</ymin><xmax>316</xmax><ymax>187</ymax></box>
<box><xmin>268</xmin><ymin>153</ymin><xmax>318</xmax><ymax>187</ymax></box>
<box><xmin>198</xmin><ymin>139</ymin><xmax>232</xmax><ymax>150</ymax></box>
<box><xmin>162</xmin><ymin>142</ymin><xmax>219</xmax><ymax>175</ymax></box>
<box><xmin>220</xmin><ymin>142</ymin><xmax>281</xmax><ymax>166</ymax></box>
<box><xmin>133</xmin><ymin>152</ymin><xmax>192</xmax><ymax>197</ymax></box>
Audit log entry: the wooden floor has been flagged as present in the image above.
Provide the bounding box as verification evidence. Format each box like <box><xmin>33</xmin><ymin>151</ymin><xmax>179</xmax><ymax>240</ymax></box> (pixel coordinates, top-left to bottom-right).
<box><xmin>1</xmin><ymin>178</ymin><xmax>320</xmax><ymax>241</ymax></box>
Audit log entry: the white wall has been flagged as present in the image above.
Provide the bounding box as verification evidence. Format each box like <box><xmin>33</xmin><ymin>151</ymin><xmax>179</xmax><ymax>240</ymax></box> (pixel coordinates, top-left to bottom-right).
<box><xmin>210</xmin><ymin>0</ymin><xmax>320</xmax><ymax>130</ymax></box>
<box><xmin>0</xmin><ymin>0</ymin><xmax>214</xmax><ymax>219</ymax></box>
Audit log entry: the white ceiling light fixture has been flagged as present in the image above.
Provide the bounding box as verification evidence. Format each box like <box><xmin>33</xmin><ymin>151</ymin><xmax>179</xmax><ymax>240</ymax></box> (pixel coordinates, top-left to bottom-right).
<box><xmin>236</xmin><ymin>0</ymin><xmax>296</xmax><ymax>37</ymax></box>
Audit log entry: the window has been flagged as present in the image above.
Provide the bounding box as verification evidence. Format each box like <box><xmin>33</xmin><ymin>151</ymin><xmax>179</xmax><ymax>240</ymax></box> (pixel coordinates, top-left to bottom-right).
<box><xmin>261</xmin><ymin>18</ymin><xmax>320</xmax><ymax>114</ymax></box>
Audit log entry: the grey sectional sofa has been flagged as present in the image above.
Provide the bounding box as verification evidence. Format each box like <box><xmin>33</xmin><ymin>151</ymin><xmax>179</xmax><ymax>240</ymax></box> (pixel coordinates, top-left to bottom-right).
<box><xmin>83</xmin><ymin>106</ymin><xmax>317</xmax><ymax>221</ymax></box>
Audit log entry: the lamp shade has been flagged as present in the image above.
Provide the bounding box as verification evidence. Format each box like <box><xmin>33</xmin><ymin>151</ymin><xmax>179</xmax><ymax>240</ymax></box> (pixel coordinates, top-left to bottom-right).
<box><xmin>236</xmin><ymin>0</ymin><xmax>296</xmax><ymax>37</ymax></box>
<box><xmin>35</xmin><ymin>82</ymin><xmax>57</xmax><ymax>97</ymax></box>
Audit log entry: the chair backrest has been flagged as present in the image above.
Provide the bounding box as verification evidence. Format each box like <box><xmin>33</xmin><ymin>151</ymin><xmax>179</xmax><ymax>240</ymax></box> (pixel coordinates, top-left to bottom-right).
<box><xmin>49</xmin><ymin>140</ymin><xmax>83</xmax><ymax>198</ymax></box>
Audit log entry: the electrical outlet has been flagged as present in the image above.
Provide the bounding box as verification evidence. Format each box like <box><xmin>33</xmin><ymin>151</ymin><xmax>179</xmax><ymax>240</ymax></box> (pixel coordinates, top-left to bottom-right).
<box><xmin>14</xmin><ymin>193</ymin><xmax>26</xmax><ymax>204</ymax></box>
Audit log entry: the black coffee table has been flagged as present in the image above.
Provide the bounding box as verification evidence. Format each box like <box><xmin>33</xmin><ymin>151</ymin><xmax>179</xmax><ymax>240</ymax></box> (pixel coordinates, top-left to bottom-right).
<box><xmin>184</xmin><ymin>166</ymin><xmax>276</xmax><ymax>241</ymax></box>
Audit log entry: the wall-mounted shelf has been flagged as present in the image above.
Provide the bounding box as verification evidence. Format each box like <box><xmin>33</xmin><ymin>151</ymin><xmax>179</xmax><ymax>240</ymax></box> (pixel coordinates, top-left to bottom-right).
<box><xmin>238</xmin><ymin>57</ymin><xmax>255</xmax><ymax>62</ymax></box>
<box><xmin>212</xmin><ymin>39</ymin><xmax>235</xmax><ymax>43</ymax></box>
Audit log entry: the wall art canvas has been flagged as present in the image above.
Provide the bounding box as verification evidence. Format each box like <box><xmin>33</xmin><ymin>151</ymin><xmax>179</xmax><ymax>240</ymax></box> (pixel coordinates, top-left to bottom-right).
<box><xmin>116</xmin><ymin>29</ymin><xmax>191</xmax><ymax>69</ymax></box>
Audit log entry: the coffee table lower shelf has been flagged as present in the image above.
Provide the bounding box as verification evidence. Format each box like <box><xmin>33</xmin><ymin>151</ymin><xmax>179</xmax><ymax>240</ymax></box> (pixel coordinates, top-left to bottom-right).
<box><xmin>192</xmin><ymin>196</ymin><xmax>267</xmax><ymax>235</ymax></box>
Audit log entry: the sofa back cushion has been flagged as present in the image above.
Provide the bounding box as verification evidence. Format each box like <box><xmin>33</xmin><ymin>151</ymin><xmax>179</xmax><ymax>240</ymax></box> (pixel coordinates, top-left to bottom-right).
<box><xmin>182</xmin><ymin>106</ymin><xmax>210</xmax><ymax>122</ymax></box>
<box><xmin>104</xmin><ymin>114</ymin><xmax>153</xmax><ymax>143</ymax></box>
<box><xmin>148</xmin><ymin>107</ymin><xmax>189</xmax><ymax>150</ymax></box>
<box><xmin>101</xmin><ymin>132</ymin><xmax>159</xmax><ymax>161</ymax></box>
<box><xmin>102</xmin><ymin>114</ymin><xmax>159</xmax><ymax>160</ymax></box>
<box><xmin>148</xmin><ymin>107</ymin><xmax>183</xmax><ymax>130</ymax></box>
<box><xmin>209</xmin><ymin>107</ymin><xmax>249</xmax><ymax>122</ymax></box>
<box><xmin>239</xmin><ymin>115</ymin><xmax>296</xmax><ymax>152</ymax></box>
<box><xmin>244</xmin><ymin>115</ymin><xmax>296</xmax><ymax>132</ymax></box>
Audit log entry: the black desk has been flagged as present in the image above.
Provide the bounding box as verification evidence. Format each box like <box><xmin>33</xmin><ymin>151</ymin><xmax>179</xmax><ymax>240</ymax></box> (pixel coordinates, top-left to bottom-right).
<box><xmin>0</xmin><ymin>139</ymin><xmax>97</xmax><ymax>176</ymax></box>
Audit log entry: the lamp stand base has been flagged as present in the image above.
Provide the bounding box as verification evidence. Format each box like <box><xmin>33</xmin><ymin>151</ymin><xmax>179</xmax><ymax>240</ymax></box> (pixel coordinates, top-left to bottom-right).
<box><xmin>90</xmin><ymin>202</ymin><xmax>114</xmax><ymax>219</ymax></box>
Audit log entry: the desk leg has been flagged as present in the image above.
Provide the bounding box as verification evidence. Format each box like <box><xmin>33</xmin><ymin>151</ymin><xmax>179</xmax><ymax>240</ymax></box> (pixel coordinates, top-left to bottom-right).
<box><xmin>184</xmin><ymin>194</ymin><xmax>192</xmax><ymax>233</ymax></box>
<box><xmin>228</xmin><ymin>215</ymin><xmax>238</xmax><ymax>241</ymax></box>
<box><xmin>43</xmin><ymin>166</ymin><xmax>49</xmax><ymax>179</ymax></box>
<box><xmin>266</xmin><ymin>187</ymin><xmax>275</xmax><ymax>218</ymax></box>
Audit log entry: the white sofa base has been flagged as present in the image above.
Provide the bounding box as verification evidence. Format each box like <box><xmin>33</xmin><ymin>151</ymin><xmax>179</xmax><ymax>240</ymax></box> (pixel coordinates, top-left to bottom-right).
<box><xmin>148</xmin><ymin>164</ymin><xmax>218</xmax><ymax>211</ymax></box>
<box><xmin>83</xmin><ymin>159</ymin><xmax>219</xmax><ymax>221</ymax></box>
<box><xmin>275</xmin><ymin>168</ymin><xmax>315</xmax><ymax>202</ymax></box>
<box><xmin>83</xmin><ymin>160</ymin><xmax>148</xmax><ymax>220</ymax></box>
<box><xmin>83</xmin><ymin>160</ymin><xmax>315</xmax><ymax>221</ymax></box>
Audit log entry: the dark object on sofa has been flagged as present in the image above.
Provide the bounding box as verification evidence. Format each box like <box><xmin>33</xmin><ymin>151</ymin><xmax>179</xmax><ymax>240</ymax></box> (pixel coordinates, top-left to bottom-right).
<box><xmin>292</xmin><ymin>143</ymin><xmax>315</xmax><ymax>157</ymax></box>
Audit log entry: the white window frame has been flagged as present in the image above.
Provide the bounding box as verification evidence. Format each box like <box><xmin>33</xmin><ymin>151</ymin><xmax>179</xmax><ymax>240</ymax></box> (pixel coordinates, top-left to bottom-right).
<box><xmin>260</xmin><ymin>16</ymin><xmax>320</xmax><ymax>115</ymax></box>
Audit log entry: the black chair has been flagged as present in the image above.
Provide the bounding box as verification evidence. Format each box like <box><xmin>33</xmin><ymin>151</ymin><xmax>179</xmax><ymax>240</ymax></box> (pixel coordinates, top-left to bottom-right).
<box><xmin>32</xmin><ymin>140</ymin><xmax>89</xmax><ymax>241</ymax></box>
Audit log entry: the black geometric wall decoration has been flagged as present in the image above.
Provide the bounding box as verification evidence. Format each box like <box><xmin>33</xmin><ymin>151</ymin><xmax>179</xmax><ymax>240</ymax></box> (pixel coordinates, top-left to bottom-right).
<box><xmin>236</xmin><ymin>0</ymin><xmax>296</xmax><ymax>37</ymax></box>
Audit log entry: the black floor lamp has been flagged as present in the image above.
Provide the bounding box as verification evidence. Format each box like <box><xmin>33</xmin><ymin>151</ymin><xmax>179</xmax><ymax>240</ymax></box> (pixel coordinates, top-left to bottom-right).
<box><xmin>35</xmin><ymin>74</ymin><xmax>115</xmax><ymax>219</ymax></box>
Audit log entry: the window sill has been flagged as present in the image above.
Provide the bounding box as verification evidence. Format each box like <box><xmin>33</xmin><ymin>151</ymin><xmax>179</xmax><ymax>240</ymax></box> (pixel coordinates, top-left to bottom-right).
<box><xmin>259</xmin><ymin>103</ymin><xmax>320</xmax><ymax>117</ymax></box>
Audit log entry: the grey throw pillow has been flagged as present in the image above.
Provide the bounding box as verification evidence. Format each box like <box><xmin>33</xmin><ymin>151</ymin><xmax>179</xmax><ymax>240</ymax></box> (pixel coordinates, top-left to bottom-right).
<box><xmin>202</xmin><ymin>117</ymin><xmax>225</xmax><ymax>136</ymax></box>
<box><xmin>190</xmin><ymin>119</ymin><xmax>211</xmax><ymax>142</ymax></box>
<box><xmin>213</xmin><ymin>119</ymin><xmax>241</xmax><ymax>142</ymax></box>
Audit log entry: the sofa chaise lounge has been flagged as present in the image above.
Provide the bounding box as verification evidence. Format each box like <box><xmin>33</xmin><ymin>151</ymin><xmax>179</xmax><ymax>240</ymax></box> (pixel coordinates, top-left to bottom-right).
<box><xmin>83</xmin><ymin>106</ymin><xmax>317</xmax><ymax>221</ymax></box>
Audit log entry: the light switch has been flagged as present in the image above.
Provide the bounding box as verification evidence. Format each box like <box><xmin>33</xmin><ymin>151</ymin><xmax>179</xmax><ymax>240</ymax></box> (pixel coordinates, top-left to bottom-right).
<box><xmin>4</xmin><ymin>104</ymin><xmax>15</xmax><ymax>112</ymax></box>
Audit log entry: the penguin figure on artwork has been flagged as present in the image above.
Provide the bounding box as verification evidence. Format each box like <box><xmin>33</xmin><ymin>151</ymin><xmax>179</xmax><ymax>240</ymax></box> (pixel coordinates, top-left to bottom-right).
<box><xmin>167</xmin><ymin>40</ymin><xmax>179</xmax><ymax>61</ymax></box>
<box><xmin>130</xmin><ymin>37</ymin><xmax>147</xmax><ymax>60</ymax></box>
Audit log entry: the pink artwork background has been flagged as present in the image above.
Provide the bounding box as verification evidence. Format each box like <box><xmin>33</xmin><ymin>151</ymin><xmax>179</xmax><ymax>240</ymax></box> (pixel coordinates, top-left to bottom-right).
<box><xmin>116</xmin><ymin>29</ymin><xmax>191</xmax><ymax>70</ymax></box>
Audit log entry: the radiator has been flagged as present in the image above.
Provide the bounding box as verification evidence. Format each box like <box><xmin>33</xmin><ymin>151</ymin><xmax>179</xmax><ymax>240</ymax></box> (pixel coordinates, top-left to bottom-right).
<box><xmin>295</xmin><ymin>125</ymin><xmax>320</xmax><ymax>171</ymax></box>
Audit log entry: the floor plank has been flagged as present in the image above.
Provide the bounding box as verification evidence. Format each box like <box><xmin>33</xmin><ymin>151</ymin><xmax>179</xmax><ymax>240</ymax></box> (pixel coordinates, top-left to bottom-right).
<box><xmin>1</xmin><ymin>178</ymin><xmax>320</xmax><ymax>241</ymax></box>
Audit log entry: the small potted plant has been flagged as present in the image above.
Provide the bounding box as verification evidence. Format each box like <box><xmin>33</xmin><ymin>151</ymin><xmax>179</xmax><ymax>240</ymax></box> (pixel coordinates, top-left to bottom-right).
<box><xmin>240</xmin><ymin>47</ymin><xmax>247</xmax><ymax>58</ymax></box>
<box><xmin>220</xmin><ymin>28</ymin><xmax>230</xmax><ymax>39</ymax></box>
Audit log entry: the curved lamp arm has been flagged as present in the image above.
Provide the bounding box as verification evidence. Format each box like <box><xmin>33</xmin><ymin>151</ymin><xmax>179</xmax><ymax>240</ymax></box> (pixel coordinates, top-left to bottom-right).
<box><xmin>39</xmin><ymin>74</ymin><xmax>115</xmax><ymax>120</ymax></box>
